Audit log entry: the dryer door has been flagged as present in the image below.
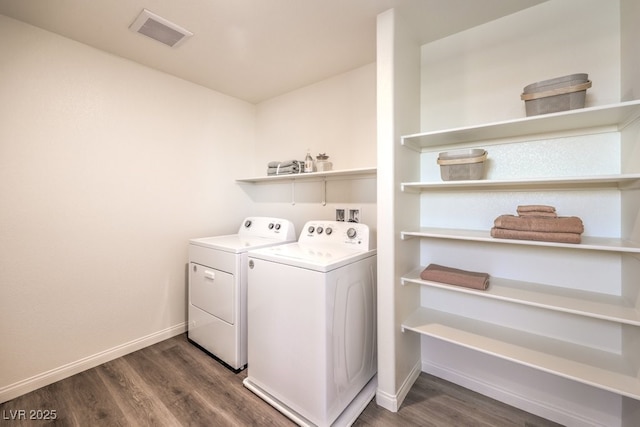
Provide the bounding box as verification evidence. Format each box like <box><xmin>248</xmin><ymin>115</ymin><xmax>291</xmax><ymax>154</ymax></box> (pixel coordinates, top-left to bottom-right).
<box><xmin>189</xmin><ymin>262</ymin><xmax>235</xmax><ymax>324</ymax></box>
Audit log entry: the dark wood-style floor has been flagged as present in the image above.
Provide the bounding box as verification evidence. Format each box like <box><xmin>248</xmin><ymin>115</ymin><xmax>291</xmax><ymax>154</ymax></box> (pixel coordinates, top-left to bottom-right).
<box><xmin>0</xmin><ymin>334</ymin><xmax>562</xmax><ymax>426</ymax></box>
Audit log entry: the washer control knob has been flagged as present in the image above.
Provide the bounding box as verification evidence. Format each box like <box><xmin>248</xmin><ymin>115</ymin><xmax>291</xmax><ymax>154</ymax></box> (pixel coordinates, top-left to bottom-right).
<box><xmin>268</xmin><ymin>223</ymin><xmax>274</xmax><ymax>229</ymax></box>
<box><xmin>347</xmin><ymin>228</ymin><xmax>357</xmax><ymax>239</ymax></box>
<box><xmin>325</xmin><ymin>227</ymin><xmax>333</xmax><ymax>235</ymax></box>
<box><xmin>317</xmin><ymin>226</ymin><xmax>323</xmax><ymax>234</ymax></box>
<box><xmin>308</xmin><ymin>226</ymin><xmax>315</xmax><ymax>234</ymax></box>
<box><xmin>249</xmin><ymin>260</ymin><xmax>255</xmax><ymax>269</ymax></box>
<box><xmin>275</xmin><ymin>223</ymin><xmax>281</xmax><ymax>230</ymax></box>
<box><xmin>244</xmin><ymin>220</ymin><xmax>252</xmax><ymax>228</ymax></box>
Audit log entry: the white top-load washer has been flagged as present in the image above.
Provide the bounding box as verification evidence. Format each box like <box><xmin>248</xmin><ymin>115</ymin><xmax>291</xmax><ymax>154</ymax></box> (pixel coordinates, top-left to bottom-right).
<box><xmin>244</xmin><ymin>220</ymin><xmax>377</xmax><ymax>427</ymax></box>
<box><xmin>188</xmin><ymin>217</ymin><xmax>296</xmax><ymax>371</ymax></box>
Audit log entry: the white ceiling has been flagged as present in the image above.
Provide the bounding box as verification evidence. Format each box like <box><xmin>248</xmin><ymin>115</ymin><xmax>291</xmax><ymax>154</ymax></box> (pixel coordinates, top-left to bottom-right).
<box><xmin>0</xmin><ymin>0</ymin><xmax>545</xmax><ymax>104</ymax></box>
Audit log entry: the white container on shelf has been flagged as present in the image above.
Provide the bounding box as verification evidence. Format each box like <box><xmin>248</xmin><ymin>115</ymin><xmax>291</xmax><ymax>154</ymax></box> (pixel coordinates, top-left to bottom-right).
<box><xmin>315</xmin><ymin>153</ymin><xmax>332</xmax><ymax>171</ymax></box>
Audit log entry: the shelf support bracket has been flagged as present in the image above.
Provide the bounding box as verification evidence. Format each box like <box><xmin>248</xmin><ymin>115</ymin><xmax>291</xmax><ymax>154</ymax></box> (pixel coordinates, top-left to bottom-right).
<box><xmin>291</xmin><ymin>181</ymin><xmax>296</xmax><ymax>205</ymax></box>
<box><xmin>322</xmin><ymin>179</ymin><xmax>327</xmax><ymax>206</ymax></box>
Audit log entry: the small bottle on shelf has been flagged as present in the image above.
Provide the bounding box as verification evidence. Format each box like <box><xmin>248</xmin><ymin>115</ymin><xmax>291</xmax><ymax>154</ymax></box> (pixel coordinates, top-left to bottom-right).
<box><xmin>304</xmin><ymin>149</ymin><xmax>314</xmax><ymax>173</ymax></box>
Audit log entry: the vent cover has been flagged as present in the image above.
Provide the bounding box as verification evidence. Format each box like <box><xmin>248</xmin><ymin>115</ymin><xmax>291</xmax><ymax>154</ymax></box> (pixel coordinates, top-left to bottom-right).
<box><xmin>129</xmin><ymin>9</ymin><xmax>193</xmax><ymax>48</ymax></box>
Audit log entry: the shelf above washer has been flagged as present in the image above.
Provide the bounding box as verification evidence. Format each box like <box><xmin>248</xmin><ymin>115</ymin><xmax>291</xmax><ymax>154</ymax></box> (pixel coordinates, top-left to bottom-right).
<box><xmin>236</xmin><ymin>167</ymin><xmax>376</xmax><ymax>206</ymax></box>
<box><xmin>236</xmin><ymin>167</ymin><xmax>376</xmax><ymax>183</ymax></box>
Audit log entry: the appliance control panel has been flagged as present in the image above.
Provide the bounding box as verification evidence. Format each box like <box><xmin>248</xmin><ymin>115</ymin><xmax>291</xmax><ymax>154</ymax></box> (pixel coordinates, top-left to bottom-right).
<box><xmin>237</xmin><ymin>217</ymin><xmax>296</xmax><ymax>241</ymax></box>
<box><xmin>299</xmin><ymin>220</ymin><xmax>371</xmax><ymax>250</ymax></box>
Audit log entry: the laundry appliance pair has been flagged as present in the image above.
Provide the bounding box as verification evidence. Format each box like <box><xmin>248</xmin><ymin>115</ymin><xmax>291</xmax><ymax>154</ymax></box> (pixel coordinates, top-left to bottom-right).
<box><xmin>188</xmin><ymin>217</ymin><xmax>377</xmax><ymax>426</ymax></box>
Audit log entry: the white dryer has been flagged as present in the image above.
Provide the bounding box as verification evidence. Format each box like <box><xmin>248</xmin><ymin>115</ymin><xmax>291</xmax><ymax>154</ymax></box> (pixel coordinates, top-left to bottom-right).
<box><xmin>188</xmin><ymin>217</ymin><xmax>296</xmax><ymax>371</ymax></box>
<box><xmin>243</xmin><ymin>220</ymin><xmax>377</xmax><ymax>427</ymax></box>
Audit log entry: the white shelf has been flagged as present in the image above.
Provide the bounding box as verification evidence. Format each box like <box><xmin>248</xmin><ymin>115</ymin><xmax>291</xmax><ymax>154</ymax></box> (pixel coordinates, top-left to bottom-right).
<box><xmin>401</xmin><ymin>100</ymin><xmax>640</xmax><ymax>151</ymax></box>
<box><xmin>401</xmin><ymin>308</ymin><xmax>640</xmax><ymax>400</ymax></box>
<box><xmin>235</xmin><ymin>167</ymin><xmax>376</xmax><ymax>183</ymax></box>
<box><xmin>401</xmin><ymin>227</ymin><xmax>640</xmax><ymax>253</ymax></box>
<box><xmin>402</xmin><ymin>268</ymin><xmax>640</xmax><ymax>326</ymax></box>
<box><xmin>401</xmin><ymin>174</ymin><xmax>640</xmax><ymax>192</ymax></box>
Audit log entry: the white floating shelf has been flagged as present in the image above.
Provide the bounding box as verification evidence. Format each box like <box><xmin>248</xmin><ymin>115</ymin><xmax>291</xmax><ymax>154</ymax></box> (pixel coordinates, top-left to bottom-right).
<box><xmin>401</xmin><ymin>174</ymin><xmax>640</xmax><ymax>192</ymax></box>
<box><xmin>401</xmin><ymin>227</ymin><xmax>640</xmax><ymax>253</ymax></box>
<box><xmin>401</xmin><ymin>100</ymin><xmax>640</xmax><ymax>151</ymax></box>
<box><xmin>402</xmin><ymin>308</ymin><xmax>640</xmax><ymax>400</ymax></box>
<box><xmin>236</xmin><ymin>167</ymin><xmax>376</xmax><ymax>183</ymax></box>
<box><xmin>402</xmin><ymin>268</ymin><xmax>640</xmax><ymax>326</ymax></box>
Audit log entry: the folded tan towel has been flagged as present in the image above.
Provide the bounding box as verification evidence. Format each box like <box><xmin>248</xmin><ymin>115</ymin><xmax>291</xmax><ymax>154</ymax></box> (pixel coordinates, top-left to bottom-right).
<box><xmin>494</xmin><ymin>215</ymin><xmax>584</xmax><ymax>234</ymax></box>
<box><xmin>517</xmin><ymin>205</ymin><xmax>556</xmax><ymax>214</ymax></box>
<box><xmin>517</xmin><ymin>211</ymin><xmax>558</xmax><ymax>218</ymax></box>
<box><xmin>491</xmin><ymin>227</ymin><xmax>582</xmax><ymax>244</ymax></box>
<box><xmin>420</xmin><ymin>264</ymin><xmax>490</xmax><ymax>290</ymax></box>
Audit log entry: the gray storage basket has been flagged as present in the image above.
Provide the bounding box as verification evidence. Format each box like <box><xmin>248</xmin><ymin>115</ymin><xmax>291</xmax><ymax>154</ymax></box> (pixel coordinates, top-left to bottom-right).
<box><xmin>521</xmin><ymin>73</ymin><xmax>591</xmax><ymax>116</ymax></box>
<box><xmin>437</xmin><ymin>149</ymin><xmax>487</xmax><ymax>181</ymax></box>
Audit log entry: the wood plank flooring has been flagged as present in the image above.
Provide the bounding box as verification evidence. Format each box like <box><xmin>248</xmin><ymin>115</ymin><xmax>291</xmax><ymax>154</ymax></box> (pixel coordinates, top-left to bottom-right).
<box><xmin>0</xmin><ymin>334</ymin><xmax>562</xmax><ymax>426</ymax></box>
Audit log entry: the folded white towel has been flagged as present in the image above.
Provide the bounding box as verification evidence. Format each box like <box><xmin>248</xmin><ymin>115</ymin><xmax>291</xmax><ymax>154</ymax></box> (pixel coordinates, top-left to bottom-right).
<box><xmin>268</xmin><ymin>166</ymin><xmax>301</xmax><ymax>175</ymax></box>
<box><xmin>267</xmin><ymin>160</ymin><xmax>301</xmax><ymax>168</ymax></box>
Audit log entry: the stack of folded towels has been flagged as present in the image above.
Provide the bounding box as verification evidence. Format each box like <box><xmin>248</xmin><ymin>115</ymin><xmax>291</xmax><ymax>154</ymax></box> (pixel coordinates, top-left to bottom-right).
<box><xmin>490</xmin><ymin>205</ymin><xmax>584</xmax><ymax>244</ymax></box>
<box><xmin>420</xmin><ymin>263</ymin><xmax>490</xmax><ymax>290</ymax></box>
<box><xmin>267</xmin><ymin>160</ymin><xmax>303</xmax><ymax>176</ymax></box>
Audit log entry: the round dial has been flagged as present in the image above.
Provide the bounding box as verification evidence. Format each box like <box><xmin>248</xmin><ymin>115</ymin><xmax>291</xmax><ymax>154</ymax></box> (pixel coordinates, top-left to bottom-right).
<box><xmin>347</xmin><ymin>228</ymin><xmax>357</xmax><ymax>239</ymax></box>
<box><xmin>317</xmin><ymin>226</ymin><xmax>324</xmax><ymax>234</ymax></box>
<box><xmin>325</xmin><ymin>227</ymin><xmax>333</xmax><ymax>235</ymax></box>
<box><xmin>244</xmin><ymin>220</ymin><xmax>252</xmax><ymax>228</ymax></box>
<box><xmin>308</xmin><ymin>226</ymin><xmax>315</xmax><ymax>233</ymax></box>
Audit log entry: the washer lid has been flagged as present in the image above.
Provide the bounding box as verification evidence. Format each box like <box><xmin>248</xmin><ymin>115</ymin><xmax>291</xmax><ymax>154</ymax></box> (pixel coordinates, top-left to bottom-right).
<box><xmin>189</xmin><ymin>234</ymin><xmax>294</xmax><ymax>254</ymax></box>
<box><xmin>248</xmin><ymin>242</ymin><xmax>376</xmax><ymax>272</ymax></box>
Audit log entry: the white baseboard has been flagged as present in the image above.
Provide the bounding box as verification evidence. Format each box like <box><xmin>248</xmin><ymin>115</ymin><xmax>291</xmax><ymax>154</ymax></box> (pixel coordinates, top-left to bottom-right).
<box><xmin>0</xmin><ymin>322</ymin><xmax>187</xmax><ymax>404</ymax></box>
<box><xmin>422</xmin><ymin>360</ymin><xmax>605</xmax><ymax>427</ymax></box>
<box><xmin>375</xmin><ymin>360</ymin><xmax>421</xmax><ymax>412</ymax></box>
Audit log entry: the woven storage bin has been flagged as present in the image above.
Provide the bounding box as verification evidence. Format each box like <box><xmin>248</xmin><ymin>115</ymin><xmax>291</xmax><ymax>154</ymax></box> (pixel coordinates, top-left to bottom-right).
<box><xmin>437</xmin><ymin>149</ymin><xmax>487</xmax><ymax>181</ymax></box>
<box><xmin>521</xmin><ymin>73</ymin><xmax>591</xmax><ymax>116</ymax></box>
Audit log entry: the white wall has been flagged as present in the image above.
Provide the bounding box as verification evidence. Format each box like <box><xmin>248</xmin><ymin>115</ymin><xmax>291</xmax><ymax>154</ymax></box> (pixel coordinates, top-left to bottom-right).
<box><xmin>621</xmin><ymin>0</ymin><xmax>640</xmax><ymax>101</ymax></box>
<box><xmin>0</xmin><ymin>15</ymin><xmax>256</xmax><ymax>401</ymax></box>
<box><xmin>420</xmin><ymin>0</ymin><xmax>620</xmax><ymax>131</ymax></box>
<box><xmin>253</xmin><ymin>64</ymin><xmax>376</xmax><ymax>173</ymax></box>
<box><xmin>242</xmin><ymin>64</ymin><xmax>378</xmax><ymax>234</ymax></box>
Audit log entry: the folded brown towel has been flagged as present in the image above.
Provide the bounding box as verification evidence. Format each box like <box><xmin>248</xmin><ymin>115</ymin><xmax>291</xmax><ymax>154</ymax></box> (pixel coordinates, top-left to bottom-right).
<box><xmin>517</xmin><ymin>211</ymin><xmax>558</xmax><ymax>218</ymax></box>
<box><xmin>491</xmin><ymin>227</ymin><xmax>582</xmax><ymax>244</ymax></box>
<box><xmin>494</xmin><ymin>215</ymin><xmax>584</xmax><ymax>234</ymax></box>
<box><xmin>420</xmin><ymin>264</ymin><xmax>490</xmax><ymax>290</ymax></box>
<box><xmin>517</xmin><ymin>205</ymin><xmax>556</xmax><ymax>214</ymax></box>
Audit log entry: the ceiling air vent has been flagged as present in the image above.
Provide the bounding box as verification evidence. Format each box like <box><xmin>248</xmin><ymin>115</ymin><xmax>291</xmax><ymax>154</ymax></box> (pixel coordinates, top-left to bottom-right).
<box><xmin>129</xmin><ymin>9</ymin><xmax>193</xmax><ymax>48</ymax></box>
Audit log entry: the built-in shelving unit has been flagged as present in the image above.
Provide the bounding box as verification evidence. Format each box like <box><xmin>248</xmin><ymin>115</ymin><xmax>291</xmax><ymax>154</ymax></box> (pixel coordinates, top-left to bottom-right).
<box><xmin>375</xmin><ymin>2</ymin><xmax>640</xmax><ymax>424</ymax></box>
<box><xmin>398</xmin><ymin>101</ymin><xmax>640</xmax><ymax>406</ymax></box>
